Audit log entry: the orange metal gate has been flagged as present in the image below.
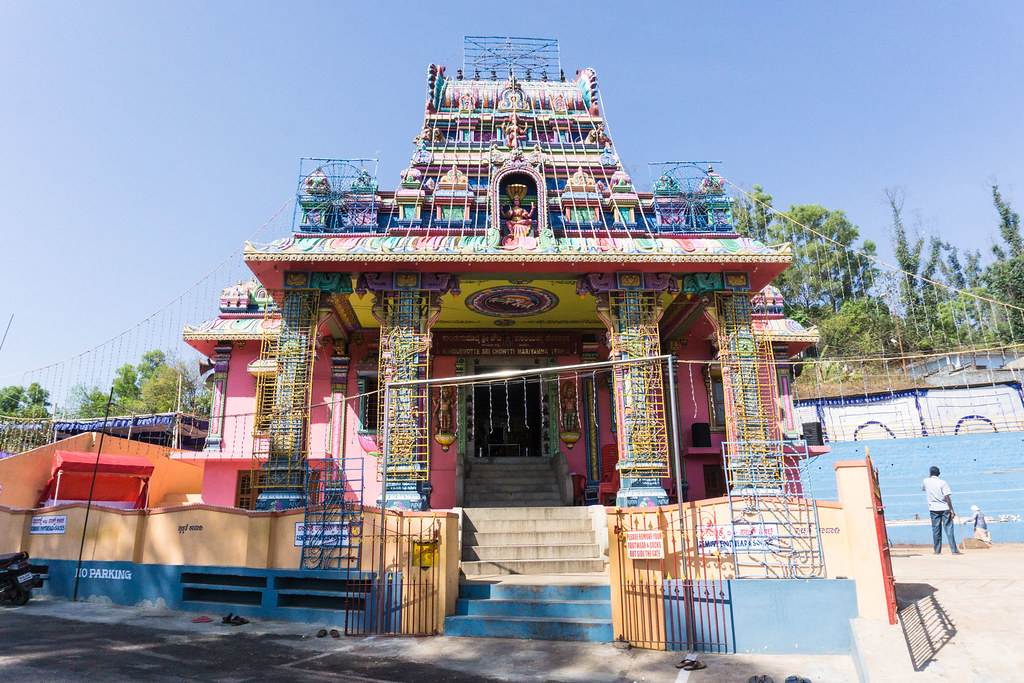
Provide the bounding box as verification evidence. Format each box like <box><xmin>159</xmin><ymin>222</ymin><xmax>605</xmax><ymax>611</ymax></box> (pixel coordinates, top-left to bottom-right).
<box><xmin>610</xmin><ymin>505</ymin><xmax>732</xmax><ymax>651</ymax></box>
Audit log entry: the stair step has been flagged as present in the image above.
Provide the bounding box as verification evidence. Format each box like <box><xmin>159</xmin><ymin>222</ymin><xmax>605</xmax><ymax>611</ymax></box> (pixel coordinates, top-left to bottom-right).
<box><xmin>455</xmin><ymin>598</ymin><xmax>611</xmax><ymax>619</ymax></box>
<box><xmin>463</xmin><ymin>506</ymin><xmax>591</xmax><ymax>521</ymax></box>
<box><xmin>464</xmin><ymin>530</ymin><xmax>598</xmax><ymax>546</ymax></box>
<box><xmin>443</xmin><ymin>615</ymin><xmax>612</xmax><ymax>642</ymax></box>
<box><xmin>463</xmin><ymin>543</ymin><xmax>600</xmax><ymax>561</ymax></box>
<box><xmin>465</xmin><ymin>491</ymin><xmax>561</xmax><ymax>503</ymax></box>
<box><xmin>461</xmin><ymin>558</ymin><xmax>607</xmax><ymax>576</ymax></box>
<box><xmin>469</xmin><ymin>457</ymin><xmax>551</xmax><ymax>466</ymax></box>
<box><xmin>465</xmin><ymin>481</ymin><xmax>560</xmax><ymax>493</ymax></box>
<box><xmin>464</xmin><ymin>519</ymin><xmax>594</xmax><ymax>534</ymax></box>
<box><xmin>460</xmin><ymin>583</ymin><xmax>611</xmax><ymax>601</ymax></box>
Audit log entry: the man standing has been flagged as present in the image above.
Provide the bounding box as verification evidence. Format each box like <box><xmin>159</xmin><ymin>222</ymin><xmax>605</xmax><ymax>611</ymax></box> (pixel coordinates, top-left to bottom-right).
<box><xmin>922</xmin><ymin>466</ymin><xmax>960</xmax><ymax>555</ymax></box>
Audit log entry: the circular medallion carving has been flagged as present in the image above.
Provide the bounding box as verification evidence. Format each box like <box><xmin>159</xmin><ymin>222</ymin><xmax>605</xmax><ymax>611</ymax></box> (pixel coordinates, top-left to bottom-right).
<box><xmin>465</xmin><ymin>286</ymin><xmax>559</xmax><ymax>318</ymax></box>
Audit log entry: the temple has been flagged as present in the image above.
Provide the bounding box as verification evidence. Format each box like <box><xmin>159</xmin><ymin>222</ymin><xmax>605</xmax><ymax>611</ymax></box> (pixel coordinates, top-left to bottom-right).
<box><xmin>182</xmin><ymin>37</ymin><xmax>820</xmax><ymax>515</ymax></box>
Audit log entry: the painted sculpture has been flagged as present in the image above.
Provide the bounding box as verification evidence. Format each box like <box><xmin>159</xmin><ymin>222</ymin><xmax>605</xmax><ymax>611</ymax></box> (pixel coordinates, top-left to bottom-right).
<box><xmin>501</xmin><ymin>184</ymin><xmax>536</xmax><ymax>250</ymax></box>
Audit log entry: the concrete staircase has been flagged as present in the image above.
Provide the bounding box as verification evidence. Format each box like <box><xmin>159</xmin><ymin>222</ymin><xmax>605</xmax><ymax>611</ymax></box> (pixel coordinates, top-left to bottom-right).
<box><xmin>461</xmin><ymin>507</ymin><xmax>605</xmax><ymax>576</ymax></box>
<box><xmin>444</xmin><ymin>583</ymin><xmax>613</xmax><ymax>642</ymax></box>
<box><xmin>463</xmin><ymin>456</ymin><xmax>563</xmax><ymax>507</ymax></box>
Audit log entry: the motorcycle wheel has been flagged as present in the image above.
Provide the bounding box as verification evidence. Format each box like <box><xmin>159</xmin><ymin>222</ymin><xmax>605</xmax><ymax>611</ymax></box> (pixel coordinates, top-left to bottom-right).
<box><xmin>12</xmin><ymin>587</ymin><xmax>30</xmax><ymax>606</ymax></box>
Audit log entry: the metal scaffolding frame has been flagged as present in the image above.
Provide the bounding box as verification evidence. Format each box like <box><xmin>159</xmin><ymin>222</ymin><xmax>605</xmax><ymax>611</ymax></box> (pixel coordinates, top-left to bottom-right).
<box><xmin>606</xmin><ymin>291</ymin><xmax>670</xmax><ymax>479</ymax></box>
<box><xmin>294</xmin><ymin>158</ymin><xmax>379</xmax><ymax>234</ymax></box>
<box><xmin>300</xmin><ymin>455</ymin><xmax>364</xmax><ymax>571</ymax></box>
<box><xmin>715</xmin><ymin>291</ymin><xmax>824</xmax><ymax>578</ymax></box>
<box><xmin>648</xmin><ymin>161</ymin><xmax>734</xmax><ymax>233</ymax></box>
<box><xmin>251</xmin><ymin>288</ymin><xmax>320</xmax><ymax>510</ymax></box>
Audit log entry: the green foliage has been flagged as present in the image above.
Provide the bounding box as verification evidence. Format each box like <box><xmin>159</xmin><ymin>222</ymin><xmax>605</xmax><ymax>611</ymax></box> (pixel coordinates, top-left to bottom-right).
<box><xmin>732</xmin><ymin>185</ymin><xmax>776</xmax><ymax>240</ymax></box>
<box><xmin>67</xmin><ymin>385</ymin><xmax>111</xmax><ymax>418</ymax></box>
<box><xmin>986</xmin><ymin>186</ymin><xmax>1024</xmax><ymax>339</ymax></box>
<box><xmin>66</xmin><ymin>350</ymin><xmax>212</xmax><ymax>418</ymax></box>
<box><xmin>0</xmin><ymin>382</ymin><xmax>51</xmax><ymax>417</ymax></box>
<box><xmin>816</xmin><ymin>298</ymin><xmax>899</xmax><ymax>359</ymax></box>
<box><xmin>768</xmin><ymin>203</ymin><xmax>879</xmax><ymax>318</ymax></box>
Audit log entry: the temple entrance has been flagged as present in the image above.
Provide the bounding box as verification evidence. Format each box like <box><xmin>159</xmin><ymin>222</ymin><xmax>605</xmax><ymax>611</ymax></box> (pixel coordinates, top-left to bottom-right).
<box><xmin>472</xmin><ymin>378</ymin><xmax>543</xmax><ymax>457</ymax></box>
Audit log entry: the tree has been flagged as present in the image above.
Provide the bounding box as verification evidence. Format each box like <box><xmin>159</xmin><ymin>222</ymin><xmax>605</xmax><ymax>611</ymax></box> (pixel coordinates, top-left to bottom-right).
<box><xmin>0</xmin><ymin>382</ymin><xmax>51</xmax><ymax>417</ymax></box>
<box><xmin>112</xmin><ymin>364</ymin><xmax>142</xmax><ymax>406</ymax></box>
<box><xmin>68</xmin><ymin>385</ymin><xmax>111</xmax><ymax>418</ymax></box>
<box><xmin>103</xmin><ymin>350</ymin><xmax>212</xmax><ymax>416</ymax></box>
<box><xmin>770</xmin><ymin>204</ymin><xmax>879</xmax><ymax>318</ymax></box>
<box><xmin>732</xmin><ymin>185</ymin><xmax>776</xmax><ymax>240</ymax></box>
<box><xmin>986</xmin><ymin>185</ymin><xmax>1024</xmax><ymax>340</ymax></box>
<box><xmin>816</xmin><ymin>297</ymin><xmax>899</xmax><ymax>360</ymax></box>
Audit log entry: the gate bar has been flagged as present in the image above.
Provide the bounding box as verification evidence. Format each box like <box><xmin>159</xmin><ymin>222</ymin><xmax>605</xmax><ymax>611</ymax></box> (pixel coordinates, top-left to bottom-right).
<box><xmin>383</xmin><ymin>354</ymin><xmax>675</xmax><ymax>388</ymax></box>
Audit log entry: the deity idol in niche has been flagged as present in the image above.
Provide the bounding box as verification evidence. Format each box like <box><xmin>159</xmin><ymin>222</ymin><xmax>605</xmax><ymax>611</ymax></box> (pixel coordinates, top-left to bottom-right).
<box><xmin>501</xmin><ymin>183</ymin><xmax>537</xmax><ymax>250</ymax></box>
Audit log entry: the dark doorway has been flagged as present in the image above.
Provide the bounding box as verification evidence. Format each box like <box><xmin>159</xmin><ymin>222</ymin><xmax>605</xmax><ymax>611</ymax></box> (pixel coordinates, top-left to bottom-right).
<box><xmin>473</xmin><ymin>380</ymin><xmax>543</xmax><ymax>457</ymax></box>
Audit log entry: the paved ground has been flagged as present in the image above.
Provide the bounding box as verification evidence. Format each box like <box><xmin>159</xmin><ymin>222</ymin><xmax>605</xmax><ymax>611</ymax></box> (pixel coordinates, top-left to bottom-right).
<box><xmin>877</xmin><ymin>542</ymin><xmax>1024</xmax><ymax>682</ymax></box>
<box><xmin>2</xmin><ymin>545</ymin><xmax>1020</xmax><ymax>682</ymax></box>
<box><xmin>0</xmin><ymin>598</ymin><xmax>850</xmax><ymax>682</ymax></box>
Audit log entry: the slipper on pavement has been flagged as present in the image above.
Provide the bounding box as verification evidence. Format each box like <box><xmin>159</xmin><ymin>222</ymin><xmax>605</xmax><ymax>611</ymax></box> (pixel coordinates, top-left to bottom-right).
<box><xmin>749</xmin><ymin>677</ymin><xmax>775</xmax><ymax>683</ymax></box>
<box><xmin>316</xmin><ymin>629</ymin><xmax>328</xmax><ymax>638</ymax></box>
<box><xmin>221</xmin><ymin>613</ymin><xmax>234</xmax><ymax>624</ymax></box>
<box><xmin>683</xmin><ymin>660</ymin><xmax>707</xmax><ymax>670</ymax></box>
<box><xmin>191</xmin><ymin>616</ymin><xmax>212</xmax><ymax>623</ymax></box>
<box><xmin>229</xmin><ymin>615</ymin><xmax>249</xmax><ymax>626</ymax></box>
<box><xmin>329</xmin><ymin>629</ymin><xmax>340</xmax><ymax>638</ymax></box>
<box><xmin>784</xmin><ymin>678</ymin><xmax>811</xmax><ymax>683</ymax></box>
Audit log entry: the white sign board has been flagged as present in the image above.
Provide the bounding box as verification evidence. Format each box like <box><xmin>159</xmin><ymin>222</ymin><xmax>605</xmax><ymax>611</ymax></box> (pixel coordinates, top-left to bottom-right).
<box><xmin>698</xmin><ymin>524</ymin><xmax>779</xmax><ymax>554</ymax></box>
<box><xmin>30</xmin><ymin>515</ymin><xmax>67</xmax><ymax>535</ymax></box>
<box><xmin>294</xmin><ymin>522</ymin><xmax>350</xmax><ymax>547</ymax></box>
<box><xmin>626</xmin><ymin>530</ymin><xmax>664</xmax><ymax>559</ymax></box>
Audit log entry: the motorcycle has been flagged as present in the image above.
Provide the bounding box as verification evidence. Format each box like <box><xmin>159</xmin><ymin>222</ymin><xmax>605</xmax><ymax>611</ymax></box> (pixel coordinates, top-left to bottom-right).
<box><xmin>0</xmin><ymin>551</ymin><xmax>44</xmax><ymax>606</ymax></box>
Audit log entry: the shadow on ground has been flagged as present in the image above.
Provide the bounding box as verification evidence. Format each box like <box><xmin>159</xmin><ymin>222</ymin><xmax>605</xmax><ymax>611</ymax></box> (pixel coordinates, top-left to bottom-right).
<box><xmin>896</xmin><ymin>583</ymin><xmax>956</xmax><ymax>672</ymax></box>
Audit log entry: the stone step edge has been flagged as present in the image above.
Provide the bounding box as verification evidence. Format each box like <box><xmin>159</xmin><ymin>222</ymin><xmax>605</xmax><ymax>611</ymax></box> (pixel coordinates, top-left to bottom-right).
<box><xmin>466</xmin><ymin>543</ymin><xmax>600</xmax><ymax>550</ymax></box>
<box><xmin>445</xmin><ymin>615</ymin><xmax>612</xmax><ymax>625</ymax></box>
<box><xmin>457</xmin><ymin>598</ymin><xmax>611</xmax><ymax>607</ymax></box>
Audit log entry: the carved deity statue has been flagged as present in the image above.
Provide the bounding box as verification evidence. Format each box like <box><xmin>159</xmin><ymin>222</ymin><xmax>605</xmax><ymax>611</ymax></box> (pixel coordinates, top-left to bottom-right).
<box><xmin>560</xmin><ymin>381</ymin><xmax>579</xmax><ymax>433</ymax></box>
<box><xmin>433</xmin><ymin>385</ymin><xmax>456</xmax><ymax>435</ymax></box>
<box><xmin>501</xmin><ymin>184</ymin><xmax>535</xmax><ymax>248</ymax></box>
<box><xmin>583</xmin><ymin>124</ymin><xmax>611</xmax><ymax>146</ymax></box>
<box><xmin>502</xmin><ymin>112</ymin><xmax>528</xmax><ymax>150</ymax></box>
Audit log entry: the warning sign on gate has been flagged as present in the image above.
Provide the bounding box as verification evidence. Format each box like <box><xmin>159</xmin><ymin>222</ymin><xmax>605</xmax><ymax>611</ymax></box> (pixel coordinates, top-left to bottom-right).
<box><xmin>625</xmin><ymin>530</ymin><xmax>664</xmax><ymax>559</ymax></box>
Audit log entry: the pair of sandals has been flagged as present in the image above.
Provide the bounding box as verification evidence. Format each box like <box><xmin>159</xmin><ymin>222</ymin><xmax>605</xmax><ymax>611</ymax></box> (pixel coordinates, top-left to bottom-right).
<box><xmin>317</xmin><ymin>628</ymin><xmax>341</xmax><ymax>638</ymax></box>
<box><xmin>749</xmin><ymin>677</ymin><xmax>812</xmax><ymax>683</ymax></box>
<box><xmin>676</xmin><ymin>655</ymin><xmax>706</xmax><ymax>670</ymax></box>
<box><xmin>221</xmin><ymin>613</ymin><xmax>249</xmax><ymax>626</ymax></box>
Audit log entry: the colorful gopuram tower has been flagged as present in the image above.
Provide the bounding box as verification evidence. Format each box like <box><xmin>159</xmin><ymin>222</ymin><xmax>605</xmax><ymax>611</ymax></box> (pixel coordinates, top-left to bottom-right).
<box><xmin>185</xmin><ymin>37</ymin><xmax>817</xmax><ymax>515</ymax></box>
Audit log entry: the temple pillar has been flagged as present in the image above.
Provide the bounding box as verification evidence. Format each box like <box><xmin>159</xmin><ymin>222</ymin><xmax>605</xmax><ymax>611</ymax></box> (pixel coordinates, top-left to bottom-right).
<box><xmin>357</xmin><ymin>272</ymin><xmax>459</xmax><ymax>511</ymax></box>
<box><xmin>329</xmin><ymin>346</ymin><xmax>350</xmax><ymax>461</ymax></box>
<box><xmin>577</xmin><ymin>273</ymin><xmax>678</xmax><ymax>507</ymax></box>
<box><xmin>711</xmin><ymin>275</ymin><xmax>783</xmax><ymax>491</ymax></box>
<box><xmin>254</xmin><ymin>271</ymin><xmax>352</xmax><ymax>511</ymax></box>
<box><xmin>204</xmin><ymin>342</ymin><xmax>232</xmax><ymax>452</ymax></box>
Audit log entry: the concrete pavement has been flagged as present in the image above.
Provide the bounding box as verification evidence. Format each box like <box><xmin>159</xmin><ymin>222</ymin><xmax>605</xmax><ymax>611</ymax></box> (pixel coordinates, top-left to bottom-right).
<box><xmin>2</xmin><ymin>597</ymin><xmax>852</xmax><ymax>682</ymax></box>
<box><xmin>6</xmin><ymin>545</ymin><xmax>1021</xmax><ymax>681</ymax></box>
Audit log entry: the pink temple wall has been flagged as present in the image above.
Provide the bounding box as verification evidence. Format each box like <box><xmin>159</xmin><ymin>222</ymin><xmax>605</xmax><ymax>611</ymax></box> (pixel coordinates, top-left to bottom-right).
<box><xmin>200</xmin><ymin>345</ymin><xmax>261</xmax><ymax>507</ymax></box>
<box><xmin>427</xmin><ymin>355</ymin><xmax>458</xmax><ymax>509</ymax></box>
<box><xmin>345</xmin><ymin>336</ymin><xmax>382</xmax><ymax>507</ymax></box>
<box><xmin>674</xmin><ymin>336</ymin><xmax>725</xmax><ymax>501</ymax></box>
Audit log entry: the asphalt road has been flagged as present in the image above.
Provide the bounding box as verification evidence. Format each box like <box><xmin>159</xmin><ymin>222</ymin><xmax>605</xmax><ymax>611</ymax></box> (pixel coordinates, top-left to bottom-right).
<box><xmin>0</xmin><ymin>611</ymin><xmax>503</xmax><ymax>683</ymax></box>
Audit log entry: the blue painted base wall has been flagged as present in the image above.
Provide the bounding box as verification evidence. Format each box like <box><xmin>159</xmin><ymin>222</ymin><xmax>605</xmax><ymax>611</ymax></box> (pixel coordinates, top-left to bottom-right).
<box><xmin>804</xmin><ymin>433</ymin><xmax>1024</xmax><ymax>544</ymax></box>
<box><xmin>32</xmin><ymin>559</ymin><xmax>859</xmax><ymax>653</ymax></box>
<box><xmin>665</xmin><ymin>579</ymin><xmax>857</xmax><ymax>655</ymax></box>
<box><xmin>32</xmin><ymin>559</ymin><xmax>399</xmax><ymax>630</ymax></box>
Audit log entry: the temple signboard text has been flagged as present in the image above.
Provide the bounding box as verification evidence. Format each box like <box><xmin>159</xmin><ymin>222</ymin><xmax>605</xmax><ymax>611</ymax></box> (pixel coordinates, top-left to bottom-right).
<box><xmin>433</xmin><ymin>332</ymin><xmax>580</xmax><ymax>356</ymax></box>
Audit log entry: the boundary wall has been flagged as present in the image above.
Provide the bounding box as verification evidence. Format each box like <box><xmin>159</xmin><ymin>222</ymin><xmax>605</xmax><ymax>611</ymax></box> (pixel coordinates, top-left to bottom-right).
<box><xmin>606</xmin><ymin>459</ymin><xmax>891</xmax><ymax>653</ymax></box>
<box><xmin>0</xmin><ymin>502</ymin><xmax>459</xmax><ymax>634</ymax></box>
<box><xmin>802</xmin><ymin>433</ymin><xmax>1024</xmax><ymax>544</ymax></box>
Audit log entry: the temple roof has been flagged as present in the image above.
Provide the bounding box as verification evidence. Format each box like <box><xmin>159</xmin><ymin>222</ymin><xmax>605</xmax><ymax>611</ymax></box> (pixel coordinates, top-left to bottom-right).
<box><xmin>246</xmin><ymin>234</ymin><xmax>790</xmax><ymax>264</ymax></box>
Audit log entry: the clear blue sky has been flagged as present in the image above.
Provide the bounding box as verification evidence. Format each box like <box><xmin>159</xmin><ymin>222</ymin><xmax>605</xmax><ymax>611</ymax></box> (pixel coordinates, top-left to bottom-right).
<box><xmin>2</xmin><ymin>1</ymin><xmax>1022</xmax><ymax>393</ymax></box>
